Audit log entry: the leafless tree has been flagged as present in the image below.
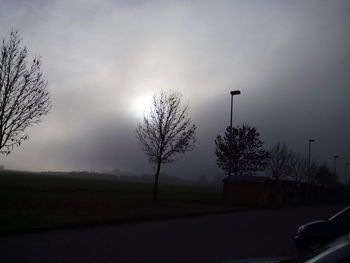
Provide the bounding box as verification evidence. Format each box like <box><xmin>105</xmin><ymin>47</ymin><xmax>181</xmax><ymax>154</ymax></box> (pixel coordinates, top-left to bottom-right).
<box><xmin>309</xmin><ymin>160</ymin><xmax>319</xmax><ymax>185</ymax></box>
<box><xmin>135</xmin><ymin>90</ymin><xmax>196</xmax><ymax>200</ymax></box>
<box><xmin>288</xmin><ymin>152</ymin><xmax>308</xmax><ymax>184</ymax></box>
<box><xmin>268</xmin><ymin>143</ymin><xmax>291</xmax><ymax>181</ymax></box>
<box><xmin>0</xmin><ymin>30</ymin><xmax>51</xmax><ymax>155</ymax></box>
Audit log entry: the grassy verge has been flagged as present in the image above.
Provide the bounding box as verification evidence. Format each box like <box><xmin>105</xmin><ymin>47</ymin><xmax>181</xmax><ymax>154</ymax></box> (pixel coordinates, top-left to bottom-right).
<box><xmin>0</xmin><ymin>170</ymin><xmax>233</xmax><ymax>233</ymax></box>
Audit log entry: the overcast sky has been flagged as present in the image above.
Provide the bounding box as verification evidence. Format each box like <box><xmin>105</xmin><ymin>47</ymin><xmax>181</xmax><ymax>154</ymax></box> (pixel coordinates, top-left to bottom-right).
<box><xmin>0</xmin><ymin>0</ymin><xmax>349</xmax><ymax>181</ymax></box>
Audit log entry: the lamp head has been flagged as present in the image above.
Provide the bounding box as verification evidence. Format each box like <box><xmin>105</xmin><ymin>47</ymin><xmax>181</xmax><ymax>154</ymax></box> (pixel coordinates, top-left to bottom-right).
<box><xmin>230</xmin><ymin>90</ymin><xmax>241</xmax><ymax>96</ymax></box>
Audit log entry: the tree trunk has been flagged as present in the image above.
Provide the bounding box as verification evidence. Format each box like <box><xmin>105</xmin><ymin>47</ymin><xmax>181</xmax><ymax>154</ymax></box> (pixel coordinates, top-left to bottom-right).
<box><xmin>234</xmin><ymin>159</ymin><xmax>238</xmax><ymax>176</ymax></box>
<box><xmin>153</xmin><ymin>160</ymin><xmax>162</xmax><ymax>201</ymax></box>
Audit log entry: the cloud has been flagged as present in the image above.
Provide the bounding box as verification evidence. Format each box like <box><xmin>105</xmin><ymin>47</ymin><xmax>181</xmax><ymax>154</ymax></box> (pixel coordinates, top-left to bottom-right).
<box><xmin>0</xmin><ymin>0</ymin><xmax>349</xmax><ymax>179</ymax></box>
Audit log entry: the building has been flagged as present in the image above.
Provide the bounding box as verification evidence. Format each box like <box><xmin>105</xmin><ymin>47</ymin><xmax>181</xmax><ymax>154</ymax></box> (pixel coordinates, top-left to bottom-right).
<box><xmin>223</xmin><ymin>175</ymin><xmax>327</xmax><ymax>206</ymax></box>
<box><xmin>223</xmin><ymin>175</ymin><xmax>272</xmax><ymax>206</ymax></box>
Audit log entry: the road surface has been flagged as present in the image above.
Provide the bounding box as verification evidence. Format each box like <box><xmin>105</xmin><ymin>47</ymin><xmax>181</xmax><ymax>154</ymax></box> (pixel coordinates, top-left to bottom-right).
<box><xmin>0</xmin><ymin>204</ymin><xmax>347</xmax><ymax>263</ymax></box>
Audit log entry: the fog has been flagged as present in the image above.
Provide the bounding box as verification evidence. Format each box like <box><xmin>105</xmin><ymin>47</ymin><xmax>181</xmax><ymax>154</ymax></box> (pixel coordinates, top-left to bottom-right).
<box><xmin>0</xmin><ymin>0</ymin><xmax>349</xmax><ymax>180</ymax></box>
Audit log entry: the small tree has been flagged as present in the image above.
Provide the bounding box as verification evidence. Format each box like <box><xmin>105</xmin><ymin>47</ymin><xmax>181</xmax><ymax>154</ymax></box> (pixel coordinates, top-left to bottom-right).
<box><xmin>215</xmin><ymin>125</ymin><xmax>269</xmax><ymax>176</ymax></box>
<box><xmin>135</xmin><ymin>90</ymin><xmax>196</xmax><ymax>200</ymax></box>
<box><xmin>268</xmin><ymin>143</ymin><xmax>291</xmax><ymax>181</ymax></box>
<box><xmin>309</xmin><ymin>160</ymin><xmax>319</xmax><ymax>185</ymax></box>
<box><xmin>315</xmin><ymin>163</ymin><xmax>338</xmax><ymax>186</ymax></box>
<box><xmin>288</xmin><ymin>152</ymin><xmax>308</xmax><ymax>184</ymax></box>
<box><xmin>0</xmin><ymin>30</ymin><xmax>51</xmax><ymax>154</ymax></box>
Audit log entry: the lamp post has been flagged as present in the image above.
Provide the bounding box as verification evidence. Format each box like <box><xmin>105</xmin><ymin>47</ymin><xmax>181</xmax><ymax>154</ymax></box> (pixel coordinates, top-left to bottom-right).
<box><xmin>334</xmin><ymin>155</ymin><xmax>339</xmax><ymax>178</ymax></box>
<box><xmin>308</xmin><ymin>139</ymin><xmax>315</xmax><ymax>183</ymax></box>
<box><xmin>345</xmin><ymin>162</ymin><xmax>349</xmax><ymax>185</ymax></box>
<box><xmin>229</xmin><ymin>90</ymin><xmax>241</xmax><ymax>176</ymax></box>
<box><xmin>230</xmin><ymin>90</ymin><xmax>241</xmax><ymax>129</ymax></box>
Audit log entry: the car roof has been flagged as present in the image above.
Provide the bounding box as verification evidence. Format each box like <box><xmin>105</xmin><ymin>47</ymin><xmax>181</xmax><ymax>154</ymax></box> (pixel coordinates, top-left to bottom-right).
<box><xmin>295</xmin><ymin>233</ymin><xmax>350</xmax><ymax>262</ymax></box>
<box><xmin>329</xmin><ymin>206</ymin><xmax>350</xmax><ymax>221</ymax></box>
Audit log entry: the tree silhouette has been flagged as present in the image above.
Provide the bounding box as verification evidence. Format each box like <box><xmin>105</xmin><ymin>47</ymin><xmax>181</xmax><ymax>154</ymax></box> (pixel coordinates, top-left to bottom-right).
<box><xmin>215</xmin><ymin>125</ymin><xmax>269</xmax><ymax>176</ymax></box>
<box><xmin>268</xmin><ymin>143</ymin><xmax>291</xmax><ymax>181</ymax></box>
<box><xmin>309</xmin><ymin>160</ymin><xmax>319</xmax><ymax>185</ymax></box>
<box><xmin>315</xmin><ymin>163</ymin><xmax>338</xmax><ymax>186</ymax></box>
<box><xmin>135</xmin><ymin>90</ymin><xmax>196</xmax><ymax>200</ymax></box>
<box><xmin>288</xmin><ymin>152</ymin><xmax>308</xmax><ymax>184</ymax></box>
<box><xmin>0</xmin><ymin>30</ymin><xmax>51</xmax><ymax>154</ymax></box>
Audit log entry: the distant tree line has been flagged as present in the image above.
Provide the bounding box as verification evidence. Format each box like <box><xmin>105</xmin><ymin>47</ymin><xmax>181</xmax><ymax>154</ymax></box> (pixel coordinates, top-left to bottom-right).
<box><xmin>268</xmin><ymin>143</ymin><xmax>338</xmax><ymax>187</ymax></box>
<box><xmin>214</xmin><ymin>125</ymin><xmax>338</xmax><ymax>188</ymax></box>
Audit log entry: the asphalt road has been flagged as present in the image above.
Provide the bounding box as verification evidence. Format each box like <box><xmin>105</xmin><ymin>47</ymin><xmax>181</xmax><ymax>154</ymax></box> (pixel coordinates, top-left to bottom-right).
<box><xmin>0</xmin><ymin>204</ymin><xmax>347</xmax><ymax>263</ymax></box>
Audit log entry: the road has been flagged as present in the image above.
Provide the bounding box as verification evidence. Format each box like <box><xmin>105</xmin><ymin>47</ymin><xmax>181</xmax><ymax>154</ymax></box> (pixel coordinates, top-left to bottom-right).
<box><xmin>0</xmin><ymin>204</ymin><xmax>347</xmax><ymax>263</ymax></box>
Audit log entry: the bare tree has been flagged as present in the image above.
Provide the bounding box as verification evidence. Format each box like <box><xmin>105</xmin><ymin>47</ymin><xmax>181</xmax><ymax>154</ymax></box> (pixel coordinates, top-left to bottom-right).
<box><xmin>215</xmin><ymin>125</ymin><xmax>269</xmax><ymax>176</ymax></box>
<box><xmin>288</xmin><ymin>152</ymin><xmax>308</xmax><ymax>184</ymax></box>
<box><xmin>267</xmin><ymin>143</ymin><xmax>291</xmax><ymax>181</ymax></box>
<box><xmin>0</xmin><ymin>30</ymin><xmax>51</xmax><ymax>154</ymax></box>
<box><xmin>309</xmin><ymin>160</ymin><xmax>319</xmax><ymax>185</ymax></box>
<box><xmin>135</xmin><ymin>90</ymin><xmax>196</xmax><ymax>200</ymax></box>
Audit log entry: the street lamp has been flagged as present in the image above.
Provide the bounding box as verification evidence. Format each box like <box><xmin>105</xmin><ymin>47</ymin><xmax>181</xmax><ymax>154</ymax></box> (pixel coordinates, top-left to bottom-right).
<box><xmin>308</xmin><ymin>139</ymin><xmax>315</xmax><ymax>183</ymax></box>
<box><xmin>334</xmin><ymin>155</ymin><xmax>339</xmax><ymax>178</ymax></box>
<box><xmin>345</xmin><ymin>162</ymin><xmax>349</xmax><ymax>185</ymax></box>
<box><xmin>229</xmin><ymin>90</ymin><xmax>241</xmax><ymax>177</ymax></box>
<box><xmin>230</xmin><ymin>90</ymin><xmax>241</xmax><ymax>128</ymax></box>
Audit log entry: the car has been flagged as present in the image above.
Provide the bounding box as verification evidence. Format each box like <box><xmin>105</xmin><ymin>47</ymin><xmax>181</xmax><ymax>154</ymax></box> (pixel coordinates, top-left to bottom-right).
<box><xmin>294</xmin><ymin>205</ymin><xmax>350</xmax><ymax>252</ymax></box>
<box><xmin>225</xmin><ymin>258</ymin><xmax>295</xmax><ymax>263</ymax></box>
<box><xmin>227</xmin><ymin>232</ymin><xmax>350</xmax><ymax>263</ymax></box>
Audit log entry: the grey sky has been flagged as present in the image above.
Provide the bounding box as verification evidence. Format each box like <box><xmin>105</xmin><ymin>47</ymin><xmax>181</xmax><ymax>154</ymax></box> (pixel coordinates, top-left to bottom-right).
<box><xmin>0</xmin><ymin>0</ymin><xmax>349</xmax><ymax>181</ymax></box>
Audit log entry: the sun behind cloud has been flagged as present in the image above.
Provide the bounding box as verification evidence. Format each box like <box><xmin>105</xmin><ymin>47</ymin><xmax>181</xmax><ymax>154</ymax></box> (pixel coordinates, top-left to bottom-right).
<box><xmin>131</xmin><ymin>94</ymin><xmax>154</xmax><ymax>118</ymax></box>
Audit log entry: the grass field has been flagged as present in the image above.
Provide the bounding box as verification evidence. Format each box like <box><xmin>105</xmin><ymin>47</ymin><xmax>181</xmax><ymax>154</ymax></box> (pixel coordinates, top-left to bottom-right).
<box><xmin>0</xmin><ymin>170</ymin><xmax>232</xmax><ymax>233</ymax></box>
